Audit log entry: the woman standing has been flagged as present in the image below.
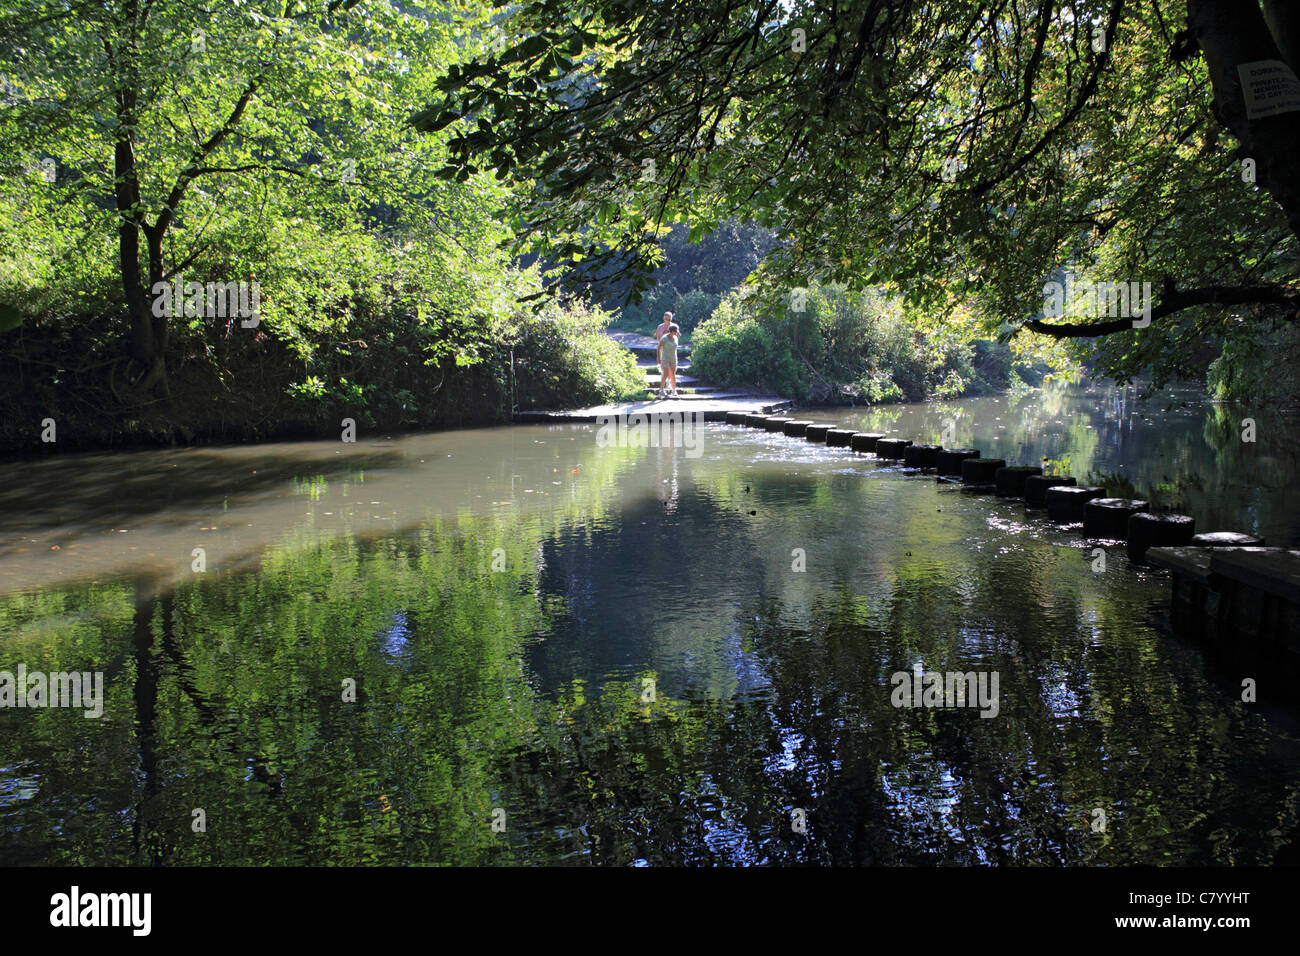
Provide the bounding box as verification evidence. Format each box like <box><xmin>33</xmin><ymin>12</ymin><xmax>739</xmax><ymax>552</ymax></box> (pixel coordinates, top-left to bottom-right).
<box><xmin>653</xmin><ymin>312</ymin><xmax>673</xmax><ymax>397</ymax></box>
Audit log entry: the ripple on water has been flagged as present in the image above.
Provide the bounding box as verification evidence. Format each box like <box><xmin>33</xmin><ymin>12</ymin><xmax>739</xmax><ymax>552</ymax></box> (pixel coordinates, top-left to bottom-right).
<box><xmin>0</xmin><ymin>767</ymin><xmax>41</xmax><ymax>809</ymax></box>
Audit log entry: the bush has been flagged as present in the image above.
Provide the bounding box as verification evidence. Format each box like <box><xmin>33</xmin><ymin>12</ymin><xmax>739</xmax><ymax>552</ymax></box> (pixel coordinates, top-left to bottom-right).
<box><xmin>510</xmin><ymin>300</ymin><xmax>646</xmax><ymax>410</ymax></box>
<box><xmin>0</xmin><ymin>287</ymin><xmax>645</xmax><ymax>453</ymax></box>
<box><xmin>690</xmin><ymin>296</ymin><xmax>808</xmax><ymax>398</ymax></box>
<box><xmin>690</xmin><ymin>283</ymin><xmax>1026</xmax><ymax>405</ymax></box>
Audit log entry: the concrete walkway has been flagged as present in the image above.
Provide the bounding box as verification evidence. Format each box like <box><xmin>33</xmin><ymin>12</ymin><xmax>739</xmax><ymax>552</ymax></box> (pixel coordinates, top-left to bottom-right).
<box><xmin>514</xmin><ymin>328</ymin><xmax>794</xmax><ymax>422</ymax></box>
<box><xmin>515</xmin><ymin>395</ymin><xmax>795</xmax><ymax>423</ymax></box>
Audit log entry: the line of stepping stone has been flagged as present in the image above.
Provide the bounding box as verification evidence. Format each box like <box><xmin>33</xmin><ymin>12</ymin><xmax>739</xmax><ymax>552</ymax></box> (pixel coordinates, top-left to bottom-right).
<box><xmin>724</xmin><ymin>412</ymin><xmax>1264</xmax><ymax>563</ymax></box>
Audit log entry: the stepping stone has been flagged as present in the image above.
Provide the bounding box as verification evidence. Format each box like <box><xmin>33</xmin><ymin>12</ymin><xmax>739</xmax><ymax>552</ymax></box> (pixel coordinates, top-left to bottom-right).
<box><xmin>961</xmin><ymin>483</ymin><xmax>999</xmax><ymax>495</ymax></box>
<box><xmin>995</xmin><ymin>465</ymin><xmax>1042</xmax><ymax>497</ymax></box>
<box><xmin>744</xmin><ymin>414</ymin><xmax>769</xmax><ymax>427</ymax></box>
<box><xmin>826</xmin><ymin>428</ymin><xmax>855</xmax><ymax>447</ymax></box>
<box><xmin>902</xmin><ymin>444</ymin><xmax>941</xmax><ymax>468</ymax></box>
<box><xmin>1190</xmin><ymin>531</ymin><xmax>1266</xmax><ymax>547</ymax></box>
<box><xmin>1024</xmin><ymin>475</ymin><xmax>1075</xmax><ymax>506</ymax></box>
<box><xmin>937</xmin><ymin>448</ymin><xmax>979</xmax><ymax>475</ymax></box>
<box><xmin>1045</xmin><ymin>485</ymin><xmax>1107</xmax><ymax>522</ymax></box>
<box><xmin>961</xmin><ymin>458</ymin><xmax>1006</xmax><ymax>483</ymax></box>
<box><xmin>1127</xmin><ymin>512</ymin><xmax>1196</xmax><ymax>563</ymax></box>
<box><xmin>763</xmin><ymin>417</ymin><xmax>793</xmax><ymax>432</ymax></box>
<box><xmin>1083</xmin><ymin>497</ymin><xmax>1149</xmax><ymax>539</ymax></box>
<box><xmin>875</xmin><ymin>438</ymin><xmax>912</xmax><ymax>458</ymax></box>
<box><xmin>850</xmin><ymin>432</ymin><xmax>886</xmax><ymax>452</ymax></box>
<box><xmin>803</xmin><ymin>424</ymin><xmax>833</xmax><ymax>441</ymax></box>
<box><xmin>782</xmin><ymin>420</ymin><xmax>816</xmax><ymax>436</ymax></box>
<box><xmin>725</xmin><ymin>411</ymin><xmax>748</xmax><ymax>425</ymax></box>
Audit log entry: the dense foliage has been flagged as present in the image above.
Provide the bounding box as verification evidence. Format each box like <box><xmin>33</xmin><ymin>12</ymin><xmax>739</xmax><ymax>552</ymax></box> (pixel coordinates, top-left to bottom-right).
<box><xmin>595</xmin><ymin>219</ymin><xmax>777</xmax><ymax>335</ymax></box>
<box><xmin>419</xmin><ymin>0</ymin><xmax>1300</xmax><ymax>404</ymax></box>
<box><xmin>0</xmin><ymin>0</ymin><xmax>641</xmax><ymax>452</ymax></box>
<box><xmin>691</xmin><ymin>283</ymin><xmax>1054</xmax><ymax>403</ymax></box>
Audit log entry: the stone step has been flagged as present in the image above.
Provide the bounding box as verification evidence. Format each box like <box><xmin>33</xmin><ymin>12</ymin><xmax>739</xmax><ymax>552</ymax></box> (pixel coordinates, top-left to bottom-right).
<box><xmin>644</xmin><ymin>373</ymin><xmax>701</xmax><ymax>385</ymax></box>
<box><xmin>642</xmin><ymin>385</ymin><xmax>717</xmax><ymax>395</ymax></box>
<box><xmin>850</xmin><ymin>432</ymin><xmax>886</xmax><ymax>453</ymax></box>
<box><xmin>1127</xmin><ymin>512</ymin><xmax>1196</xmax><ymax>563</ymax></box>
<box><xmin>903</xmin><ymin>444</ymin><xmax>941</xmax><ymax>468</ymax></box>
<box><xmin>961</xmin><ymin>458</ymin><xmax>1006</xmax><ymax>483</ymax></box>
<box><xmin>876</xmin><ymin>438</ymin><xmax>912</xmax><ymax>459</ymax></box>
<box><xmin>1083</xmin><ymin>497</ymin><xmax>1150</xmax><ymax>539</ymax></box>
<box><xmin>643</xmin><ymin>391</ymin><xmax>768</xmax><ymax>402</ymax></box>
<box><xmin>1024</xmin><ymin>475</ymin><xmax>1075</xmax><ymax>506</ymax></box>
<box><xmin>937</xmin><ymin>448</ymin><xmax>979</xmax><ymax>476</ymax></box>
<box><xmin>995</xmin><ymin>465</ymin><xmax>1042</xmax><ymax>497</ymax></box>
<box><xmin>1045</xmin><ymin>485</ymin><xmax>1107</xmax><ymax>522</ymax></box>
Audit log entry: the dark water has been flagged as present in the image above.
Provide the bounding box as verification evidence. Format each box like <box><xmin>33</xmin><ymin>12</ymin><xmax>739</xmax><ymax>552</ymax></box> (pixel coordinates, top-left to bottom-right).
<box><xmin>1</xmin><ymin>382</ymin><xmax>1297</xmax><ymax>865</ymax></box>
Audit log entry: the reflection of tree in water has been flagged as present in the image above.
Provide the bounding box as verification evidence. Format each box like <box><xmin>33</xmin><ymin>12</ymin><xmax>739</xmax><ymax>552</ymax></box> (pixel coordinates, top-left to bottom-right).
<box><xmin>506</xmin><ymin>568</ymin><xmax>1299</xmax><ymax>865</ymax></box>
<box><xmin>5</xmin><ymin>449</ymin><xmax>1298</xmax><ymax>865</ymax></box>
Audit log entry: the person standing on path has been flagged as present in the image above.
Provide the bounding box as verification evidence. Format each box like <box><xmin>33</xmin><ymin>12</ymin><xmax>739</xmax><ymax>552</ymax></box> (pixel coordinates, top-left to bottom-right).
<box><xmin>655</xmin><ymin>312</ymin><xmax>673</xmax><ymax>344</ymax></box>
<box><xmin>657</xmin><ymin>322</ymin><xmax>681</xmax><ymax>397</ymax></box>
<box><xmin>653</xmin><ymin>312</ymin><xmax>674</xmax><ymax>398</ymax></box>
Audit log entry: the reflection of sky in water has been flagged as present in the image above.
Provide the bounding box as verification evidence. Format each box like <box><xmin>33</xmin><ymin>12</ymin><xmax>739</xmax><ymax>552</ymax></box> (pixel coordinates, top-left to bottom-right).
<box><xmin>696</xmin><ymin>776</ymin><xmax>758</xmax><ymax>863</ymax></box>
<box><xmin>0</xmin><ymin>767</ymin><xmax>40</xmax><ymax>809</ymax></box>
<box><xmin>720</xmin><ymin>628</ymin><xmax>770</xmax><ymax>698</ymax></box>
<box><xmin>881</xmin><ymin>757</ymin><xmax>992</xmax><ymax>865</ymax></box>
<box><xmin>378</xmin><ymin>611</ymin><xmax>412</xmax><ymax>664</ymax></box>
<box><xmin>1038</xmin><ymin>662</ymin><xmax>1085</xmax><ymax>718</ymax></box>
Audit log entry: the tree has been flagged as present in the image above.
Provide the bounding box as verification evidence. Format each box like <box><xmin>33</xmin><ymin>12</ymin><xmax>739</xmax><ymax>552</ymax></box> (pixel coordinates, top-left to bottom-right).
<box><xmin>414</xmin><ymin>0</ymin><xmax>1300</xmax><ymax>388</ymax></box>
<box><xmin>0</xmin><ymin>0</ymin><xmax>503</xmax><ymax>393</ymax></box>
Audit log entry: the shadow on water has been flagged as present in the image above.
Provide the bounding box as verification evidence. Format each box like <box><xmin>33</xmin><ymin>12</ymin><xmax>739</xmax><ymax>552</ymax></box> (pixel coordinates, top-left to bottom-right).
<box><xmin>0</xmin><ymin>445</ymin><xmax>408</xmax><ymax>548</ymax></box>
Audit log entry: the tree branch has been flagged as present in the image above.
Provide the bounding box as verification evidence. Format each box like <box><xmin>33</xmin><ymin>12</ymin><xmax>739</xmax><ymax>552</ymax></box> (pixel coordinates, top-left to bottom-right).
<box><xmin>1024</xmin><ymin>280</ymin><xmax>1300</xmax><ymax>337</ymax></box>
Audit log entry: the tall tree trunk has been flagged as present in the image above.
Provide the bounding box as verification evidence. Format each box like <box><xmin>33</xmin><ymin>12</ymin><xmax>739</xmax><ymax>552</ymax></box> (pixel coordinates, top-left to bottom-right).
<box><xmin>1189</xmin><ymin>0</ymin><xmax>1300</xmax><ymax>241</ymax></box>
<box><xmin>113</xmin><ymin>87</ymin><xmax>149</xmax><ymax>362</ymax></box>
<box><xmin>112</xmin><ymin>0</ymin><xmax>166</xmax><ymax>391</ymax></box>
<box><xmin>117</xmin><ymin>157</ymin><xmax>153</xmax><ymax>367</ymax></box>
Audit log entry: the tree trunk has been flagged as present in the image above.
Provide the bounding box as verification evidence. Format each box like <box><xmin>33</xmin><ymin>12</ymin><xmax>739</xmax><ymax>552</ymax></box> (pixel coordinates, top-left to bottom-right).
<box><xmin>1189</xmin><ymin>0</ymin><xmax>1300</xmax><ymax>241</ymax></box>
<box><xmin>115</xmin><ymin>133</ymin><xmax>155</xmax><ymax>368</ymax></box>
<box><xmin>112</xmin><ymin>3</ymin><xmax>166</xmax><ymax>392</ymax></box>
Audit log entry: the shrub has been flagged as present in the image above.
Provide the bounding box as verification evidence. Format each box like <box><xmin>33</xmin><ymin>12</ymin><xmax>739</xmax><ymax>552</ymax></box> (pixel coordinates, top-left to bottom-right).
<box><xmin>691</xmin><ymin>283</ymin><xmax>1020</xmax><ymax>405</ymax></box>
<box><xmin>509</xmin><ymin>299</ymin><xmax>646</xmax><ymax>410</ymax></box>
<box><xmin>690</xmin><ymin>297</ymin><xmax>808</xmax><ymax>398</ymax></box>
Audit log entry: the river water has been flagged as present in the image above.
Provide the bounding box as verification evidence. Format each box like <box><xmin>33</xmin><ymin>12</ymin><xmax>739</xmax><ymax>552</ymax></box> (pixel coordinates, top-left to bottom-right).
<box><xmin>1</xmin><ymin>382</ymin><xmax>1297</xmax><ymax>864</ymax></box>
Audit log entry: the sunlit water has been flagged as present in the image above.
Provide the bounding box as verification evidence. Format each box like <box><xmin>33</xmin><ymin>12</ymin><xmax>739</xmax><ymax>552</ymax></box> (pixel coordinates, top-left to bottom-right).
<box><xmin>1</xmin><ymin>382</ymin><xmax>1297</xmax><ymax>865</ymax></box>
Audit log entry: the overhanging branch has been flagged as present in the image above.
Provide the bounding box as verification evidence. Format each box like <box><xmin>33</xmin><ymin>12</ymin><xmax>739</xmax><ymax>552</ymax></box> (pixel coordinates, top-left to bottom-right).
<box><xmin>1024</xmin><ymin>280</ymin><xmax>1300</xmax><ymax>337</ymax></box>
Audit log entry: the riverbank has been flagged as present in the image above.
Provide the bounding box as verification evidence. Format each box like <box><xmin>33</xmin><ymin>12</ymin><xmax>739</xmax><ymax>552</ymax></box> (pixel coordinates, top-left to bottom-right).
<box><xmin>0</xmin><ymin>306</ymin><xmax>647</xmax><ymax>460</ymax></box>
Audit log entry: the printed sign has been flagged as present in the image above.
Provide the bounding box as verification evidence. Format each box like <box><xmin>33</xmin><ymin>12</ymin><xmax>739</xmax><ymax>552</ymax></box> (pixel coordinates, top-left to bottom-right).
<box><xmin>1237</xmin><ymin>59</ymin><xmax>1300</xmax><ymax>119</ymax></box>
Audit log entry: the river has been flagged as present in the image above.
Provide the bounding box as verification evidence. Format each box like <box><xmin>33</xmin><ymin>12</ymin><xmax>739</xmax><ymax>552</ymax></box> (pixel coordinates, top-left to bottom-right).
<box><xmin>1</xmin><ymin>381</ymin><xmax>1297</xmax><ymax>864</ymax></box>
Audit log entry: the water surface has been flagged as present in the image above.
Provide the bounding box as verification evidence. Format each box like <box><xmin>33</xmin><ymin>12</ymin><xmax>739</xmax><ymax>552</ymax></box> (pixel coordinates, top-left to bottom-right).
<box><xmin>1</xmin><ymin>382</ymin><xmax>1297</xmax><ymax>865</ymax></box>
